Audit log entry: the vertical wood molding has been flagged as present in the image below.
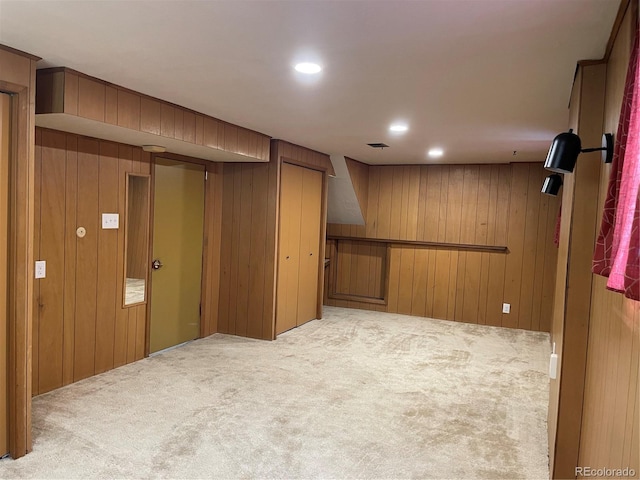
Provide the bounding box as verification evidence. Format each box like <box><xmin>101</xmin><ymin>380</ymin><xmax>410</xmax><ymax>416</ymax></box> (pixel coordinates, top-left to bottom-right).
<box><xmin>0</xmin><ymin>44</ymin><xmax>38</xmax><ymax>459</ymax></box>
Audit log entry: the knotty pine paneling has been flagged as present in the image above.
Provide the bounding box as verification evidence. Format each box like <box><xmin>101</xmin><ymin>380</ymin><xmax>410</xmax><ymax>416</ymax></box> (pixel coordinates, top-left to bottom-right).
<box><xmin>326</xmin><ymin>162</ymin><xmax>559</xmax><ymax>332</ymax></box>
<box><xmin>218</xmin><ymin>140</ymin><xmax>332</xmax><ymax>340</ymax></box>
<box><xmin>36</xmin><ymin>68</ymin><xmax>270</xmax><ymax>162</ymax></box>
<box><xmin>33</xmin><ymin>130</ymin><xmax>227</xmax><ymax>392</ymax></box>
<box><xmin>576</xmin><ymin>1</ymin><xmax>639</xmax><ymax>475</ymax></box>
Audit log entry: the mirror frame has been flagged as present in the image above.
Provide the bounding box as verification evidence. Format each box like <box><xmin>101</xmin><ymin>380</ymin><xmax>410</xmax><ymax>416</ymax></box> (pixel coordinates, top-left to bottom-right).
<box><xmin>123</xmin><ymin>172</ymin><xmax>151</xmax><ymax>307</ymax></box>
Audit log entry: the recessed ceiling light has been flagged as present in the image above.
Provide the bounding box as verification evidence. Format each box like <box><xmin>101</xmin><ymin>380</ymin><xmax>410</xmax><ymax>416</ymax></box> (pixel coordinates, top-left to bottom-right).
<box><xmin>389</xmin><ymin>124</ymin><xmax>408</xmax><ymax>133</ymax></box>
<box><xmin>294</xmin><ymin>62</ymin><xmax>322</xmax><ymax>74</ymax></box>
<box><xmin>428</xmin><ymin>148</ymin><xmax>444</xmax><ymax>158</ymax></box>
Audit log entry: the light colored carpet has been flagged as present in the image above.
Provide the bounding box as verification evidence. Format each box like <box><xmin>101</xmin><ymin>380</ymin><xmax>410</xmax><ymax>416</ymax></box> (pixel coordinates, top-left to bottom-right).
<box><xmin>0</xmin><ymin>307</ymin><xmax>551</xmax><ymax>479</ymax></box>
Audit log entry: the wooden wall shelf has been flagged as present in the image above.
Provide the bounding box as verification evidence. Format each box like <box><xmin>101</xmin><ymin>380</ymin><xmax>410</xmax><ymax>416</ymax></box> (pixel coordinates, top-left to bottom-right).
<box><xmin>327</xmin><ymin>235</ymin><xmax>509</xmax><ymax>253</ymax></box>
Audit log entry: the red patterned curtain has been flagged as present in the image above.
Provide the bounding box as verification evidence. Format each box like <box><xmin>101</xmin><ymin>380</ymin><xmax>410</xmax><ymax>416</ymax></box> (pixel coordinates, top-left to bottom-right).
<box><xmin>592</xmin><ymin>22</ymin><xmax>640</xmax><ymax>301</ymax></box>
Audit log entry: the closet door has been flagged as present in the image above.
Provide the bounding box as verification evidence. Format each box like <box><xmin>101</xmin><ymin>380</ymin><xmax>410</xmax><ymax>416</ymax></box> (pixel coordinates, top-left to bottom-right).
<box><xmin>297</xmin><ymin>167</ymin><xmax>323</xmax><ymax>326</ymax></box>
<box><xmin>276</xmin><ymin>163</ymin><xmax>323</xmax><ymax>335</ymax></box>
<box><xmin>276</xmin><ymin>163</ymin><xmax>303</xmax><ymax>334</ymax></box>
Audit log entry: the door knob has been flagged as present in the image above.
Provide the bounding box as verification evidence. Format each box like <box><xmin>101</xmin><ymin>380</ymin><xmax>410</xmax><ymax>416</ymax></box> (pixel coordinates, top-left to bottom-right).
<box><xmin>152</xmin><ymin>259</ymin><xmax>163</xmax><ymax>270</ymax></box>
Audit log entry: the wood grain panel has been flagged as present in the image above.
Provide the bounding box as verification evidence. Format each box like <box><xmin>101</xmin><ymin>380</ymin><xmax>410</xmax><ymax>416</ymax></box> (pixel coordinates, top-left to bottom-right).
<box><xmin>140</xmin><ymin>97</ymin><xmax>161</xmax><ymax>135</ymax></box>
<box><xmin>235</xmin><ymin>164</ymin><xmax>254</xmax><ymax>337</ymax></box>
<box><xmin>227</xmin><ymin>164</ymin><xmax>243</xmax><ymax>334</ymax></box>
<box><xmin>73</xmin><ymin>136</ymin><xmax>99</xmax><ymax>381</ymax></box>
<box><xmin>502</xmin><ymin>163</ymin><xmax>528</xmax><ymax>329</ymax></box>
<box><xmin>95</xmin><ymin>141</ymin><xmax>118</xmax><ymax>375</ymax></box>
<box><xmin>160</xmin><ymin>104</ymin><xmax>175</xmax><ymax>139</ymax></box>
<box><xmin>37</xmin><ymin>129</ymin><xmax>66</xmax><ymax>394</ymax></box>
<box><xmin>77</xmin><ymin>76</ymin><xmax>105</xmax><ymax>122</ymax></box>
<box><xmin>32</xmin><ymin>129</ymin><xmax>41</xmax><ymax>396</ymax></box>
<box><xmin>105</xmin><ymin>86</ymin><xmax>117</xmax><ymax>125</ymax></box>
<box><xmin>116</xmin><ymin>89</ymin><xmax>140</xmax><ymax>131</ymax></box>
<box><xmin>246</xmin><ymin>164</ymin><xmax>268</xmax><ymax>339</ymax></box>
<box><xmin>326</xmin><ymin>162</ymin><xmax>559</xmax><ymax>332</ymax></box>
<box><xmin>62</xmin><ymin>135</ymin><xmax>78</xmax><ymax>384</ymax></box>
<box><xmin>63</xmin><ymin>71</ymin><xmax>78</xmax><ymax>115</ymax></box>
<box><xmin>217</xmin><ymin>165</ymin><xmax>234</xmax><ymax>335</ymax></box>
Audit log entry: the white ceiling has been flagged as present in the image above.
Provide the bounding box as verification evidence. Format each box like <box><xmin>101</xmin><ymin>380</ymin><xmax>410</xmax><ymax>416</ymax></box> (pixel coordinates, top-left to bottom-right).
<box><xmin>0</xmin><ymin>0</ymin><xmax>618</xmax><ymax>165</ymax></box>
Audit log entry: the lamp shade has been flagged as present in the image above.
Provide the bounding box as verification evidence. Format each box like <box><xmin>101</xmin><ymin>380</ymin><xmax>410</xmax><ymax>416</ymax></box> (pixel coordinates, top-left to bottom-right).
<box><xmin>544</xmin><ymin>130</ymin><xmax>581</xmax><ymax>173</ymax></box>
<box><xmin>541</xmin><ymin>174</ymin><xmax>563</xmax><ymax>196</ymax></box>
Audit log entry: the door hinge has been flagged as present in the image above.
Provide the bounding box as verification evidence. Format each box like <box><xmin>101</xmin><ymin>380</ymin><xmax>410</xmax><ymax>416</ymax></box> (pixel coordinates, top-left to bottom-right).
<box><xmin>205</xmin><ymin>171</ymin><xmax>208</xmax><ymax>181</ymax></box>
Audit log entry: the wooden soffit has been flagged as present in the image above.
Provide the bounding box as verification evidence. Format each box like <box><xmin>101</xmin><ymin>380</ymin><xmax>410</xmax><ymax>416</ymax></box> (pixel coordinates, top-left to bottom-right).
<box><xmin>35</xmin><ymin>68</ymin><xmax>270</xmax><ymax>163</ymax></box>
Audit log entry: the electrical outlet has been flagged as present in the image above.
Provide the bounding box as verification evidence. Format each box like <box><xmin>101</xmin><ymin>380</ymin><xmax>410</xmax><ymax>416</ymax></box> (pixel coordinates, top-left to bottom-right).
<box><xmin>102</xmin><ymin>213</ymin><xmax>119</xmax><ymax>229</ymax></box>
<box><xmin>502</xmin><ymin>303</ymin><xmax>511</xmax><ymax>314</ymax></box>
<box><xmin>35</xmin><ymin>260</ymin><xmax>46</xmax><ymax>279</ymax></box>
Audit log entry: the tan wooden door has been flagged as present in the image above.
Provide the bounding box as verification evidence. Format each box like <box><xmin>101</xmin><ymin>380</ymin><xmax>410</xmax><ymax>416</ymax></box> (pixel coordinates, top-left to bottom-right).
<box><xmin>297</xmin><ymin>167</ymin><xmax>323</xmax><ymax>325</ymax></box>
<box><xmin>0</xmin><ymin>92</ymin><xmax>11</xmax><ymax>455</ymax></box>
<box><xmin>150</xmin><ymin>158</ymin><xmax>205</xmax><ymax>354</ymax></box>
<box><xmin>276</xmin><ymin>163</ymin><xmax>323</xmax><ymax>335</ymax></box>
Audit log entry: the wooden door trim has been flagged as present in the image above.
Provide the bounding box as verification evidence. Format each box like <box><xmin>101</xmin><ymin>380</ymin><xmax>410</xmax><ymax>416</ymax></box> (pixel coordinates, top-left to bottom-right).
<box><xmin>0</xmin><ymin>57</ymin><xmax>37</xmax><ymax>459</ymax></box>
<box><xmin>144</xmin><ymin>158</ymin><xmax>156</xmax><ymax>357</ymax></box>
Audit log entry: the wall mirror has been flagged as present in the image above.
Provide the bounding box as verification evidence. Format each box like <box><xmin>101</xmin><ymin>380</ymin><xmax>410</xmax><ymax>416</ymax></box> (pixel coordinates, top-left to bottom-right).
<box><xmin>124</xmin><ymin>173</ymin><xmax>151</xmax><ymax>306</ymax></box>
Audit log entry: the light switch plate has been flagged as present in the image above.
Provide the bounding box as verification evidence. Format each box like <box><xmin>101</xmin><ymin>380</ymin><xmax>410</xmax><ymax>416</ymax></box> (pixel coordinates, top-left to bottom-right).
<box><xmin>502</xmin><ymin>303</ymin><xmax>511</xmax><ymax>314</ymax></box>
<box><xmin>35</xmin><ymin>260</ymin><xmax>46</xmax><ymax>279</ymax></box>
<box><xmin>102</xmin><ymin>213</ymin><xmax>119</xmax><ymax>229</ymax></box>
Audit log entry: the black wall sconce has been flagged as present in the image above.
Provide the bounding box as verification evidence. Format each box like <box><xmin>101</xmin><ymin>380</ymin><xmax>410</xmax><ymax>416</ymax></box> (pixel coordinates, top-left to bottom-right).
<box><xmin>544</xmin><ymin>129</ymin><xmax>614</xmax><ymax>174</ymax></box>
<box><xmin>541</xmin><ymin>174</ymin><xmax>563</xmax><ymax>196</ymax></box>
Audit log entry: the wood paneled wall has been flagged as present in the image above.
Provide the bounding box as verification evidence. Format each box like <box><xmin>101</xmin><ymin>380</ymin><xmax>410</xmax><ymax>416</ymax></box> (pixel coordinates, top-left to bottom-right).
<box><xmin>0</xmin><ymin>44</ymin><xmax>38</xmax><ymax>459</ymax></box>
<box><xmin>33</xmin><ymin>128</ymin><xmax>150</xmax><ymax>395</ymax></box>
<box><xmin>548</xmin><ymin>63</ymin><xmax>607</xmax><ymax>479</ymax></box>
<box><xmin>576</xmin><ymin>1</ymin><xmax>639</xmax><ymax>475</ymax></box>
<box><xmin>218</xmin><ymin>160</ymin><xmax>279</xmax><ymax>340</ymax></box>
<box><xmin>218</xmin><ymin>140</ymin><xmax>332</xmax><ymax>340</ymax></box>
<box><xmin>326</xmin><ymin>162</ymin><xmax>559</xmax><ymax>332</ymax></box>
<box><xmin>36</xmin><ymin>68</ymin><xmax>271</xmax><ymax>162</ymax></box>
<box><xmin>33</xmin><ymin>130</ymin><xmax>225</xmax><ymax>392</ymax></box>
